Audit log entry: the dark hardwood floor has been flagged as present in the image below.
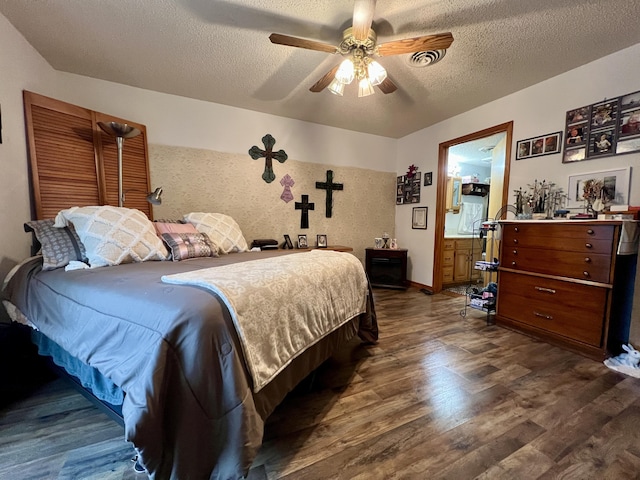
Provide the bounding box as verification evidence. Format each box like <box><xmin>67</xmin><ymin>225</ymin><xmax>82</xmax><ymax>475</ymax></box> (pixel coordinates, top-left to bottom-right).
<box><xmin>2</xmin><ymin>288</ymin><xmax>640</xmax><ymax>479</ymax></box>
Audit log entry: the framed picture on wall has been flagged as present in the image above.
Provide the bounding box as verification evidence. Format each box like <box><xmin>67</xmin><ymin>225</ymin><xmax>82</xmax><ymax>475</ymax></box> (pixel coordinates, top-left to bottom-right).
<box><xmin>566</xmin><ymin>167</ymin><xmax>630</xmax><ymax>209</ymax></box>
<box><xmin>424</xmin><ymin>172</ymin><xmax>433</xmax><ymax>186</ymax></box>
<box><xmin>412</xmin><ymin>206</ymin><xmax>428</xmax><ymax>229</ymax></box>
<box><xmin>396</xmin><ymin>173</ymin><xmax>421</xmax><ymax>204</ymax></box>
<box><xmin>516</xmin><ymin>131</ymin><xmax>562</xmax><ymax>160</ymax></box>
<box><xmin>564</xmin><ymin>90</ymin><xmax>640</xmax><ymax>161</ymax></box>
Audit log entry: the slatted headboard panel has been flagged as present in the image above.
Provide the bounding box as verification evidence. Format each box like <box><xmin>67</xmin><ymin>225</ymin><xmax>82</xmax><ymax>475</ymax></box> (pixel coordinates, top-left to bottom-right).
<box><xmin>23</xmin><ymin>91</ymin><xmax>153</xmax><ymax>220</ymax></box>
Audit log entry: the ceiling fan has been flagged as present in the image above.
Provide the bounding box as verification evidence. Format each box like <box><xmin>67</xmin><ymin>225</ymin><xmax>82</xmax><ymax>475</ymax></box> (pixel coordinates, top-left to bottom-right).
<box><xmin>269</xmin><ymin>0</ymin><xmax>454</xmax><ymax>97</ymax></box>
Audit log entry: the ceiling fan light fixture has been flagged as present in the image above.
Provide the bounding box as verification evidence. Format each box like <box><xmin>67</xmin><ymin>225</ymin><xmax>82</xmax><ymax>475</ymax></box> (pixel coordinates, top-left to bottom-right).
<box><xmin>367</xmin><ymin>60</ymin><xmax>387</xmax><ymax>86</ymax></box>
<box><xmin>335</xmin><ymin>58</ymin><xmax>355</xmax><ymax>84</ymax></box>
<box><xmin>358</xmin><ymin>77</ymin><xmax>375</xmax><ymax>97</ymax></box>
<box><xmin>328</xmin><ymin>78</ymin><xmax>345</xmax><ymax>96</ymax></box>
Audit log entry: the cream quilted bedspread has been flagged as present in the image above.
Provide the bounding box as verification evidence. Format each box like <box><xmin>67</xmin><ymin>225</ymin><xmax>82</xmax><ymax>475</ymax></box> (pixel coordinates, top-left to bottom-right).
<box><xmin>161</xmin><ymin>250</ymin><xmax>368</xmax><ymax>392</ymax></box>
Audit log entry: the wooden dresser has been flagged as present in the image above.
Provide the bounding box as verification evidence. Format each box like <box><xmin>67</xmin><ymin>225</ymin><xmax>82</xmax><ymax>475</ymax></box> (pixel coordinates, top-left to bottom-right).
<box><xmin>496</xmin><ymin>220</ymin><xmax>635</xmax><ymax>360</ymax></box>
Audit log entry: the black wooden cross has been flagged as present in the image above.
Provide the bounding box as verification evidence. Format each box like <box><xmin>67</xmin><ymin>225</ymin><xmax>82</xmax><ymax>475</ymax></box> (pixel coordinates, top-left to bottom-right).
<box><xmin>295</xmin><ymin>194</ymin><xmax>314</xmax><ymax>229</ymax></box>
<box><xmin>315</xmin><ymin>170</ymin><xmax>344</xmax><ymax>218</ymax></box>
<box><xmin>248</xmin><ymin>134</ymin><xmax>288</xmax><ymax>183</ymax></box>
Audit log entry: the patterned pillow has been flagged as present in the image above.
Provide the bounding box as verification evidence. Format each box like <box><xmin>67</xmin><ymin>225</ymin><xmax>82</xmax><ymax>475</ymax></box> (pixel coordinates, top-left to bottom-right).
<box><xmin>154</xmin><ymin>221</ymin><xmax>198</xmax><ymax>236</ymax></box>
<box><xmin>54</xmin><ymin>206</ymin><xmax>169</xmax><ymax>268</ymax></box>
<box><xmin>24</xmin><ymin>219</ymin><xmax>88</xmax><ymax>270</ymax></box>
<box><xmin>183</xmin><ymin>212</ymin><xmax>249</xmax><ymax>254</ymax></box>
<box><xmin>161</xmin><ymin>232</ymin><xmax>219</xmax><ymax>261</ymax></box>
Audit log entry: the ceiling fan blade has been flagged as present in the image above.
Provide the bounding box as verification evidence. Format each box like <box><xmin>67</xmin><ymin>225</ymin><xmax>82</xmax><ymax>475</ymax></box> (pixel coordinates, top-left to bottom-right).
<box><xmin>352</xmin><ymin>0</ymin><xmax>376</xmax><ymax>41</ymax></box>
<box><xmin>377</xmin><ymin>77</ymin><xmax>397</xmax><ymax>94</ymax></box>
<box><xmin>269</xmin><ymin>33</ymin><xmax>338</xmax><ymax>54</ymax></box>
<box><xmin>309</xmin><ymin>65</ymin><xmax>340</xmax><ymax>92</ymax></box>
<box><xmin>377</xmin><ymin>32</ymin><xmax>454</xmax><ymax>56</ymax></box>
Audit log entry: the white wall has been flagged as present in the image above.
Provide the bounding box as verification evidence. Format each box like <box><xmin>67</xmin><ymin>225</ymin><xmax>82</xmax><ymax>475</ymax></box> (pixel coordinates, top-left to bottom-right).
<box><xmin>398</xmin><ymin>43</ymin><xmax>640</xmax><ymax>287</ymax></box>
<box><xmin>0</xmin><ymin>14</ymin><xmax>58</xmax><ymax>281</ymax></box>
<box><xmin>52</xmin><ymin>73</ymin><xmax>397</xmax><ymax>173</ymax></box>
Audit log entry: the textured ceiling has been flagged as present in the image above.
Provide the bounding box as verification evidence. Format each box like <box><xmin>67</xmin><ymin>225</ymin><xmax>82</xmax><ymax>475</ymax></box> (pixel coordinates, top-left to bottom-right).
<box><xmin>2</xmin><ymin>0</ymin><xmax>640</xmax><ymax>139</ymax></box>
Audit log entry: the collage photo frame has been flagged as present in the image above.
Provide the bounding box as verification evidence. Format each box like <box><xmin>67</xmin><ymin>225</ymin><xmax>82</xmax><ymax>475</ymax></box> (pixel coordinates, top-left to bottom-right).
<box><xmin>563</xmin><ymin>89</ymin><xmax>640</xmax><ymax>163</ymax></box>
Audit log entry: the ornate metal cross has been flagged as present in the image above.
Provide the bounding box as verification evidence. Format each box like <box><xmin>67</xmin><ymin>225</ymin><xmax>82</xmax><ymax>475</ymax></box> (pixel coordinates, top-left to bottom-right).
<box><xmin>295</xmin><ymin>194</ymin><xmax>315</xmax><ymax>229</ymax></box>
<box><xmin>248</xmin><ymin>134</ymin><xmax>288</xmax><ymax>183</ymax></box>
<box><xmin>315</xmin><ymin>170</ymin><xmax>344</xmax><ymax>218</ymax></box>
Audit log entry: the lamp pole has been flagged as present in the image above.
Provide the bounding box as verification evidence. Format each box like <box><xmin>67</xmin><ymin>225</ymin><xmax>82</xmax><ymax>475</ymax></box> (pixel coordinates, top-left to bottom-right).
<box><xmin>97</xmin><ymin>122</ymin><xmax>141</xmax><ymax>207</ymax></box>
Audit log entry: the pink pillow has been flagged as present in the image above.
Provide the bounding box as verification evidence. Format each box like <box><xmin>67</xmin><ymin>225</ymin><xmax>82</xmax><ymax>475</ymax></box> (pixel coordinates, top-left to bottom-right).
<box><xmin>154</xmin><ymin>222</ymin><xmax>198</xmax><ymax>236</ymax></box>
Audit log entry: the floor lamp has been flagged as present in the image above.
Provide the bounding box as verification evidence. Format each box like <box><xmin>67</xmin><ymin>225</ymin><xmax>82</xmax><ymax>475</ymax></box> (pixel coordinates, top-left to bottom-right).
<box><xmin>97</xmin><ymin>121</ymin><xmax>162</xmax><ymax>207</ymax></box>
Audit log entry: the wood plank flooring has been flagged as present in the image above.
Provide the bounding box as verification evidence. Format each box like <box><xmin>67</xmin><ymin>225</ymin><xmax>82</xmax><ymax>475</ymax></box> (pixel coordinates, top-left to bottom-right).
<box><xmin>2</xmin><ymin>288</ymin><xmax>640</xmax><ymax>479</ymax></box>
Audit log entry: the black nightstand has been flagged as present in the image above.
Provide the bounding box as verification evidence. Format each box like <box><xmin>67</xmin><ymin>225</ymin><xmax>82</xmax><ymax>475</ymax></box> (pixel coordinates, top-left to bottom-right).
<box><xmin>365</xmin><ymin>248</ymin><xmax>408</xmax><ymax>289</ymax></box>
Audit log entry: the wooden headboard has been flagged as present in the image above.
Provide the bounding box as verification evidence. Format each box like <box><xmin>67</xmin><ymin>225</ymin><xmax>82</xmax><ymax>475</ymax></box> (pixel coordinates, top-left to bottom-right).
<box><xmin>23</xmin><ymin>91</ymin><xmax>154</xmax><ymax>220</ymax></box>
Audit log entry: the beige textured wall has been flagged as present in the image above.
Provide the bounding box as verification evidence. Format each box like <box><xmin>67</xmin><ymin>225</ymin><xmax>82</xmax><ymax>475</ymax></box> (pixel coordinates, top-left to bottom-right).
<box><xmin>149</xmin><ymin>144</ymin><xmax>397</xmax><ymax>264</ymax></box>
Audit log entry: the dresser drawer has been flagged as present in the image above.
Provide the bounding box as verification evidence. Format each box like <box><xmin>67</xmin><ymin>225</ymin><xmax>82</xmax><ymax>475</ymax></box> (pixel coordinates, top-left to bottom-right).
<box><xmin>442</xmin><ymin>250</ymin><xmax>454</xmax><ymax>266</ymax></box>
<box><xmin>443</xmin><ymin>239</ymin><xmax>455</xmax><ymax>250</ymax></box>
<box><xmin>501</xmin><ymin>247</ymin><xmax>613</xmax><ymax>283</ymax></box>
<box><xmin>455</xmin><ymin>238</ymin><xmax>473</xmax><ymax>250</ymax></box>
<box><xmin>497</xmin><ymin>271</ymin><xmax>608</xmax><ymax>347</ymax></box>
<box><xmin>501</xmin><ymin>223</ymin><xmax>615</xmax><ymax>255</ymax></box>
<box><xmin>443</xmin><ymin>267</ymin><xmax>454</xmax><ymax>283</ymax></box>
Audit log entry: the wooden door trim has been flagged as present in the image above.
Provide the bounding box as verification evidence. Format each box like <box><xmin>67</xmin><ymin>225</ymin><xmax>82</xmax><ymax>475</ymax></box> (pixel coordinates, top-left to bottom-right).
<box><xmin>433</xmin><ymin>121</ymin><xmax>513</xmax><ymax>293</ymax></box>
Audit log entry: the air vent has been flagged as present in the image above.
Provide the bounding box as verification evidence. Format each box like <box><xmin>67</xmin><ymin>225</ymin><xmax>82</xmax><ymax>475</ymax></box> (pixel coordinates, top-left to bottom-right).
<box><xmin>407</xmin><ymin>49</ymin><xmax>447</xmax><ymax>67</ymax></box>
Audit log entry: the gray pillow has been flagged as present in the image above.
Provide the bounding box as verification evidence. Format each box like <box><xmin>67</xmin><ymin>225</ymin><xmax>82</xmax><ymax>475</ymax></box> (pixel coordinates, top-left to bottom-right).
<box><xmin>24</xmin><ymin>219</ymin><xmax>87</xmax><ymax>270</ymax></box>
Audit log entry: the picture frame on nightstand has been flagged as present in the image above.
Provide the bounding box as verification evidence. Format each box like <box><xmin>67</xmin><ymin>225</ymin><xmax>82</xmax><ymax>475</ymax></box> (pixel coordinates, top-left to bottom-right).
<box><xmin>317</xmin><ymin>234</ymin><xmax>327</xmax><ymax>248</ymax></box>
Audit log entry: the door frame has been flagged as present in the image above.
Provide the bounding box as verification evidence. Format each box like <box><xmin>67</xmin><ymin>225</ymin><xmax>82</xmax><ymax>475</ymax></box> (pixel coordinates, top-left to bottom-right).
<box><xmin>432</xmin><ymin>121</ymin><xmax>513</xmax><ymax>293</ymax></box>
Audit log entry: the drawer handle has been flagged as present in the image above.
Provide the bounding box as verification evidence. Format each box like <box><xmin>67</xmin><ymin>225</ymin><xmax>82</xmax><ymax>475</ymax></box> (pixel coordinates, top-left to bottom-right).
<box><xmin>587</xmin><ymin>229</ymin><xmax>594</xmax><ymax>235</ymax></box>
<box><xmin>584</xmin><ymin>257</ymin><xmax>591</xmax><ymax>263</ymax></box>
<box><xmin>534</xmin><ymin>311</ymin><xmax>553</xmax><ymax>320</ymax></box>
<box><xmin>583</xmin><ymin>271</ymin><xmax>590</xmax><ymax>278</ymax></box>
<box><xmin>512</xmin><ymin>250</ymin><xmax>518</xmax><ymax>255</ymax></box>
<box><xmin>514</xmin><ymin>227</ymin><xmax>519</xmax><ymax>233</ymax></box>
<box><xmin>585</xmin><ymin>243</ymin><xmax>593</xmax><ymax>249</ymax></box>
<box><xmin>513</xmin><ymin>239</ymin><xmax>519</xmax><ymax>244</ymax></box>
<box><xmin>511</xmin><ymin>261</ymin><xmax>517</xmax><ymax>267</ymax></box>
<box><xmin>534</xmin><ymin>286</ymin><xmax>556</xmax><ymax>294</ymax></box>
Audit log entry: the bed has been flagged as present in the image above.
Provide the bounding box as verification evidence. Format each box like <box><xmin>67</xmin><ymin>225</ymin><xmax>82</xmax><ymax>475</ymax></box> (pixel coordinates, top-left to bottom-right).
<box><xmin>10</xmin><ymin>93</ymin><xmax>378</xmax><ymax>479</ymax></box>
<box><xmin>3</xmin><ymin>211</ymin><xmax>378</xmax><ymax>480</ymax></box>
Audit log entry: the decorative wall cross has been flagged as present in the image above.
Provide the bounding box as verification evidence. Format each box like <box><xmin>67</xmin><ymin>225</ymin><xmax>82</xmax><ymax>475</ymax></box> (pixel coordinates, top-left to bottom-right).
<box><xmin>248</xmin><ymin>134</ymin><xmax>288</xmax><ymax>183</ymax></box>
<box><xmin>315</xmin><ymin>170</ymin><xmax>344</xmax><ymax>218</ymax></box>
<box><xmin>295</xmin><ymin>194</ymin><xmax>314</xmax><ymax>229</ymax></box>
<box><xmin>280</xmin><ymin>174</ymin><xmax>295</xmax><ymax>203</ymax></box>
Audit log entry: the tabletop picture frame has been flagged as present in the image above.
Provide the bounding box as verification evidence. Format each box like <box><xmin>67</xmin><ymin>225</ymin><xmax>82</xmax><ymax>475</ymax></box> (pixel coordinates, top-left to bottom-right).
<box><xmin>283</xmin><ymin>234</ymin><xmax>293</xmax><ymax>249</ymax></box>
<box><xmin>297</xmin><ymin>234</ymin><xmax>308</xmax><ymax>249</ymax></box>
<box><xmin>316</xmin><ymin>234</ymin><xmax>327</xmax><ymax>248</ymax></box>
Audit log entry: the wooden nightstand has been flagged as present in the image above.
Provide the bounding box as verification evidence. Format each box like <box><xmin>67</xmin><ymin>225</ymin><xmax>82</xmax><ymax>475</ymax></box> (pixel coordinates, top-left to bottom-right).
<box><xmin>365</xmin><ymin>248</ymin><xmax>408</xmax><ymax>289</ymax></box>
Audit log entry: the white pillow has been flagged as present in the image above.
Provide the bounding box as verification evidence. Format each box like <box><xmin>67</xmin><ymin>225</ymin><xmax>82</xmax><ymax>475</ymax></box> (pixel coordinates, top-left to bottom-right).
<box><xmin>183</xmin><ymin>212</ymin><xmax>249</xmax><ymax>254</ymax></box>
<box><xmin>55</xmin><ymin>206</ymin><xmax>169</xmax><ymax>267</ymax></box>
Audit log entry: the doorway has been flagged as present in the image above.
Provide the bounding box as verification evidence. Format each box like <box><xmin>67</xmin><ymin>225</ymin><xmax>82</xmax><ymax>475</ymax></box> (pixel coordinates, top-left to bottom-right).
<box><xmin>432</xmin><ymin>122</ymin><xmax>513</xmax><ymax>293</ymax></box>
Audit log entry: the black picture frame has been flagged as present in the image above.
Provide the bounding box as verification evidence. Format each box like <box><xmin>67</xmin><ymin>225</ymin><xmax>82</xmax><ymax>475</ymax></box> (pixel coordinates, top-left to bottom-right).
<box><xmin>563</xmin><ymin>89</ymin><xmax>640</xmax><ymax>162</ymax></box>
<box><xmin>516</xmin><ymin>131</ymin><xmax>563</xmax><ymax>160</ymax></box>
<box><xmin>424</xmin><ymin>172</ymin><xmax>433</xmax><ymax>186</ymax></box>
<box><xmin>396</xmin><ymin>172</ymin><xmax>421</xmax><ymax>204</ymax></box>
<box><xmin>316</xmin><ymin>234</ymin><xmax>327</xmax><ymax>248</ymax></box>
<box><xmin>412</xmin><ymin>206</ymin><xmax>428</xmax><ymax>229</ymax></box>
<box><xmin>283</xmin><ymin>234</ymin><xmax>293</xmax><ymax>249</ymax></box>
<box><xmin>297</xmin><ymin>234</ymin><xmax>308</xmax><ymax>249</ymax></box>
